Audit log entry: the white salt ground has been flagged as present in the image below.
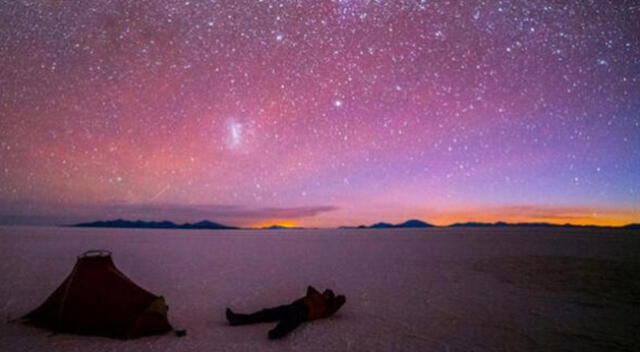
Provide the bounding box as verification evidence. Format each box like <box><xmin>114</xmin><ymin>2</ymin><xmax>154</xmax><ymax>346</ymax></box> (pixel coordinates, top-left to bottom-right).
<box><xmin>1</xmin><ymin>226</ymin><xmax>638</xmax><ymax>351</ymax></box>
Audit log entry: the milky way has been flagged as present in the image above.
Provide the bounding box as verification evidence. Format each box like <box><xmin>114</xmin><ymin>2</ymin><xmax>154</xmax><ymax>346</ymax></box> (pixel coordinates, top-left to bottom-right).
<box><xmin>1</xmin><ymin>0</ymin><xmax>639</xmax><ymax>227</ymax></box>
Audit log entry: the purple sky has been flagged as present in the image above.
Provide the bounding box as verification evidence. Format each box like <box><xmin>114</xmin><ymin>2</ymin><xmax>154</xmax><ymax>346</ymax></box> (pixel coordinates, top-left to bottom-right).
<box><xmin>1</xmin><ymin>0</ymin><xmax>639</xmax><ymax>227</ymax></box>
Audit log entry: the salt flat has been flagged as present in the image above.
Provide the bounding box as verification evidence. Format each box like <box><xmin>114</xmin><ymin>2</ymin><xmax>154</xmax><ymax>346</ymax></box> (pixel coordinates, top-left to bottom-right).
<box><xmin>1</xmin><ymin>226</ymin><xmax>638</xmax><ymax>351</ymax></box>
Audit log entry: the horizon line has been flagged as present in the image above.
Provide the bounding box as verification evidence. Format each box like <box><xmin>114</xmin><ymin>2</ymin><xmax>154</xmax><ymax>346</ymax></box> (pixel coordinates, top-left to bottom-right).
<box><xmin>34</xmin><ymin>217</ymin><xmax>640</xmax><ymax>229</ymax></box>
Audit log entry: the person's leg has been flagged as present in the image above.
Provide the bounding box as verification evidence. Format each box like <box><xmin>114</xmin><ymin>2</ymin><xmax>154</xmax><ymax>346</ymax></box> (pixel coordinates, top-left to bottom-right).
<box><xmin>226</xmin><ymin>305</ymin><xmax>291</xmax><ymax>326</ymax></box>
<box><xmin>268</xmin><ymin>303</ymin><xmax>308</xmax><ymax>339</ymax></box>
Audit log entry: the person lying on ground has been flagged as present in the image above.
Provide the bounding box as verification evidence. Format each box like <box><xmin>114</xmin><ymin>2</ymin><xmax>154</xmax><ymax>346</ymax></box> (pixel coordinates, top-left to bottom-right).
<box><xmin>225</xmin><ymin>286</ymin><xmax>346</xmax><ymax>339</ymax></box>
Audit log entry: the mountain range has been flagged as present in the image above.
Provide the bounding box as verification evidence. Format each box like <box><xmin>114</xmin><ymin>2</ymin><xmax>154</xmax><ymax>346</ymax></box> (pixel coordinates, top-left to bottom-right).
<box><xmin>70</xmin><ymin>219</ymin><xmax>639</xmax><ymax>230</ymax></box>
<box><xmin>449</xmin><ymin>221</ymin><xmax>640</xmax><ymax>229</ymax></box>
<box><xmin>340</xmin><ymin>219</ymin><xmax>434</xmax><ymax>229</ymax></box>
<box><xmin>72</xmin><ymin>219</ymin><xmax>237</xmax><ymax>230</ymax></box>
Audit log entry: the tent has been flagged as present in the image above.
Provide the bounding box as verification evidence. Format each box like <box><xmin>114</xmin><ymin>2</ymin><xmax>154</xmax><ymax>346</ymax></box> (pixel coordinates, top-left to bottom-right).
<box><xmin>22</xmin><ymin>250</ymin><xmax>174</xmax><ymax>339</ymax></box>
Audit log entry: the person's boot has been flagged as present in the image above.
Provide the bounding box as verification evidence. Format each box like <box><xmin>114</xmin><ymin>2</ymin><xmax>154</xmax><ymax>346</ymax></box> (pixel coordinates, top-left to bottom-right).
<box><xmin>268</xmin><ymin>326</ymin><xmax>288</xmax><ymax>340</ymax></box>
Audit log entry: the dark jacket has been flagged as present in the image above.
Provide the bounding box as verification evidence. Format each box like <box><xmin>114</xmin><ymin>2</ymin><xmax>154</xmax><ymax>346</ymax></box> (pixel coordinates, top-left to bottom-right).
<box><xmin>294</xmin><ymin>286</ymin><xmax>346</xmax><ymax>321</ymax></box>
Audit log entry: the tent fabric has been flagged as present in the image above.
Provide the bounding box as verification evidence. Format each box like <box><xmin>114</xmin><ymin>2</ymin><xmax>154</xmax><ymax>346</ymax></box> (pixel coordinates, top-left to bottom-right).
<box><xmin>23</xmin><ymin>250</ymin><xmax>173</xmax><ymax>339</ymax></box>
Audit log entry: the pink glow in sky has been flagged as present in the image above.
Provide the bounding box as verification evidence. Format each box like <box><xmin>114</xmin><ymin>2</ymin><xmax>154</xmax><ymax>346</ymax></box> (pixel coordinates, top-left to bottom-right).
<box><xmin>1</xmin><ymin>1</ymin><xmax>639</xmax><ymax>227</ymax></box>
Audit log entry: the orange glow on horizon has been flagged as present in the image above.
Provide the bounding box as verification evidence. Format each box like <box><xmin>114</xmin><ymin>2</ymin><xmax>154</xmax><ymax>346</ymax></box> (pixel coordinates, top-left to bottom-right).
<box><xmin>300</xmin><ymin>204</ymin><xmax>640</xmax><ymax>228</ymax></box>
<box><xmin>250</xmin><ymin>220</ymin><xmax>300</xmax><ymax>229</ymax></box>
<box><xmin>429</xmin><ymin>215</ymin><xmax>633</xmax><ymax>227</ymax></box>
<box><xmin>418</xmin><ymin>205</ymin><xmax>640</xmax><ymax>227</ymax></box>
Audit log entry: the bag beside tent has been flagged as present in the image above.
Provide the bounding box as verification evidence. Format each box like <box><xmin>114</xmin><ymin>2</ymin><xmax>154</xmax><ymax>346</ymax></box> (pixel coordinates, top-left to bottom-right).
<box><xmin>23</xmin><ymin>250</ymin><xmax>174</xmax><ymax>339</ymax></box>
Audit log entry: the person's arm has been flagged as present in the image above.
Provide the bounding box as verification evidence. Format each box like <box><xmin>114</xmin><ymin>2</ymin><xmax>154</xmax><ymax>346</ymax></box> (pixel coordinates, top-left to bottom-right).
<box><xmin>326</xmin><ymin>295</ymin><xmax>346</xmax><ymax>316</ymax></box>
<box><xmin>306</xmin><ymin>285</ymin><xmax>320</xmax><ymax>296</ymax></box>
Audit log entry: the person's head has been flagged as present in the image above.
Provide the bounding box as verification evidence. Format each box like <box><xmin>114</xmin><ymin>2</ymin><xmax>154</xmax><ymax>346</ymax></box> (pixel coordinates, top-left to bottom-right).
<box><xmin>322</xmin><ymin>289</ymin><xmax>335</xmax><ymax>301</ymax></box>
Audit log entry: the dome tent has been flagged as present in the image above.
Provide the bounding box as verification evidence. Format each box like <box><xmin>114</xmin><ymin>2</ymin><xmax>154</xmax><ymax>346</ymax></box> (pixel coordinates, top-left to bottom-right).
<box><xmin>22</xmin><ymin>250</ymin><xmax>174</xmax><ymax>339</ymax></box>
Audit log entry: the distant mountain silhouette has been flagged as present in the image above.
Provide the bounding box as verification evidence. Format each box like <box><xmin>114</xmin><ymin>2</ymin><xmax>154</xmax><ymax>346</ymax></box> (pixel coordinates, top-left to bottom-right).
<box><xmin>343</xmin><ymin>219</ymin><xmax>435</xmax><ymax>229</ymax></box>
<box><xmin>397</xmin><ymin>219</ymin><xmax>434</xmax><ymax>228</ymax></box>
<box><xmin>261</xmin><ymin>225</ymin><xmax>305</xmax><ymax>230</ymax></box>
<box><xmin>370</xmin><ymin>222</ymin><xmax>394</xmax><ymax>228</ymax></box>
<box><xmin>71</xmin><ymin>218</ymin><xmax>638</xmax><ymax>231</ymax></box>
<box><xmin>72</xmin><ymin>219</ymin><xmax>237</xmax><ymax>230</ymax></box>
<box><xmin>448</xmin><ymin>221</ymin><xmax>628</xmax><ymax>228</ymax></box>
<box><xmin>449</xmin><ymin>221</ymin><xmax>520</xmax><ymax>227</ymax></box>
<box><xmin>183</xmin><ymin>220</ymin><xmax>237</xmax><ymax>229</ymax></box>
<box><xmin>339</xmin><ymin>219</ymin><xmax>637</xmax><ymax>229</ymax></box>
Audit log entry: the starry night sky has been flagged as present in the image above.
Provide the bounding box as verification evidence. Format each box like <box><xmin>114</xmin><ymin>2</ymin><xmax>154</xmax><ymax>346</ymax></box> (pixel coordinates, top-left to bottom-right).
<box><xmin>1</xmin><ymin>0</ymin><xmax>639</xmax><ymax>227</ymax></box>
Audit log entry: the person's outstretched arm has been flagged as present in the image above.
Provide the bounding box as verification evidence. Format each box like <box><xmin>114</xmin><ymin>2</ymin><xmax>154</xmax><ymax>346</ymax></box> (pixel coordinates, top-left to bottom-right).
<box><xmin>326</xmin><ymin>295</ymin><xmax>346</xmax><ymax>316</ymax></box>
<box><xmin>306</xmin><ymin>285</ymin><xmax>320</xmax><ymax>296</ymax></box>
